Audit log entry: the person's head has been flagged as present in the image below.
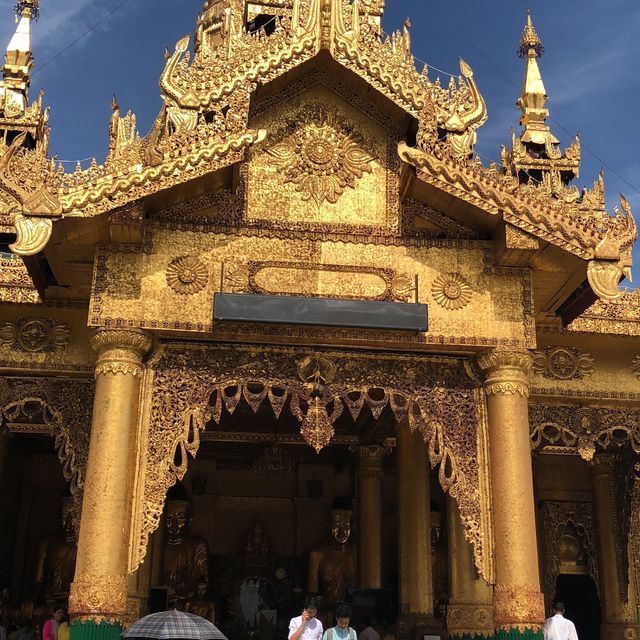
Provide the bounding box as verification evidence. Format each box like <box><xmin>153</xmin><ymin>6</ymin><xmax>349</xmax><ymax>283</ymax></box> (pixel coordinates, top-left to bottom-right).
<box><xmin>329</xmin><ymin>498</ymin><xmax>353</xmax><ymax>545</ymax></box>
<box><xmin>52</xmin><ymin>608</ymin><xmax>64</xmax><ymax>623</ymax></box>
<box><xmin>303</xmin><ymin>597</ymin><xmax>318</xmax><ymax>618</ymax></box>
<box><xmin>335</xmin><ymin>604</ymin><xmax>351</xmax><ymax>629</ymax></box>
<box><xmin>552</xmin><ymin>602</ymin><xmax>566</xmax><ymax>615</ymax></box>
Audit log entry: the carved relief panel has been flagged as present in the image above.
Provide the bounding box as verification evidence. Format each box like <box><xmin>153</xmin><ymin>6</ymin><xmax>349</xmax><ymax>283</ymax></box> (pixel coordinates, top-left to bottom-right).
<box><xmin>242</xmin><ymin>72</ymin><xmax>400</xmax><ymax>233</ymax></box>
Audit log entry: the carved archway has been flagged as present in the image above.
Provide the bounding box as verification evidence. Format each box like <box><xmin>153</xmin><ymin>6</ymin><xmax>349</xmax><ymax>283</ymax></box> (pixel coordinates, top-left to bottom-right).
<box><xmin>529</xmin><ymin>404</ymin><xmax>640</xmax><ymax>462</ymax></box>
<box><xmin>131</xmin><ymin>343</ymin><xmax>494</xmax><ymax>585</ymax></box>
<box><xmin>0</xmin><ymin>377</ymin><xmax>93</xmax><ymax>530</ymax></box>
<box><xmin>541</xmin><ymin>502</ymin><xmax>599</xmax><ymax>609</ymax></box>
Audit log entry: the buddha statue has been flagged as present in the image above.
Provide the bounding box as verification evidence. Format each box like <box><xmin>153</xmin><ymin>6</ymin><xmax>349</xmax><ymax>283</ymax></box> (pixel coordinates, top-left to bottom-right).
<box><xmin>162</xmin><ymin>483</ymin><xmax>210</xmax><ymax>608</ymax></box>
<box><xmin>308</xmin><ymin>498</ymin><xmax>357</xmax><ymax>606</ymax></box>
<box><xmin>34</xmin><ymin>496</ymin><xmax>77</xmax><ymax>606</ymax></box>
<box><xmin>185</xmin><ymin>577</ymin><xmax>216</xmax><ymax>623</ymax></box>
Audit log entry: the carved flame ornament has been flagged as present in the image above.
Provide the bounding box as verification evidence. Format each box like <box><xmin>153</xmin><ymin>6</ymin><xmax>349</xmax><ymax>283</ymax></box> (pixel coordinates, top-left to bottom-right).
<box><xmin>266</xmin><ymin>105</ymin><xmax>375</xmax><ymax>206</ymax></box>
<box><xmin>166</xmin><ymin>255</ymin><xmax>208</xmax><ymax>295</ymax></box>
<box><xmin>431</xmin><ymin>273</ymin><xmax>472</xmax><ymax>310</ymax></box>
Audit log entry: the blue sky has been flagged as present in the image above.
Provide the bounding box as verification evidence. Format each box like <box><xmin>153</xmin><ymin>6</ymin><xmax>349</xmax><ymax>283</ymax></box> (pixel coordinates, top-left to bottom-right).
<box><xmin>2</xmin><ymin>0</ymin><xmax>639</xmax><ymax>281</ymax></box>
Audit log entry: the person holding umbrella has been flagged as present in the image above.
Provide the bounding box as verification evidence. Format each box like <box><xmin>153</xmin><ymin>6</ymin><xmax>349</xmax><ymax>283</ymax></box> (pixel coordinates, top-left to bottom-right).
<box><xmin>288</xmin><ymin>598</ymin><xmax>323</xmax><ymax>640</ymax></box>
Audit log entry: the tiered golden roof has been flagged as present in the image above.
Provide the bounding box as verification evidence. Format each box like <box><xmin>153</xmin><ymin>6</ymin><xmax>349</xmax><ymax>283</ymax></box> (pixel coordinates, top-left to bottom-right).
<box><xmin>0</xmin><ymin>0</ymin><xmax>636</xmax><ymax>307</ymax></box>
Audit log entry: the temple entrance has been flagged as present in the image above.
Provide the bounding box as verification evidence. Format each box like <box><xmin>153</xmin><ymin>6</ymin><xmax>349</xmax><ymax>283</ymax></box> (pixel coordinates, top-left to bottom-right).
<box><xmin>553</xmin><ymin>574</ymin><xmax>600</xmax><ymax>640</ymax></box>
<box><xmin>150</xmin><ymin>388</ymin><xmax>451</xmax><ymax>640</ymax></box>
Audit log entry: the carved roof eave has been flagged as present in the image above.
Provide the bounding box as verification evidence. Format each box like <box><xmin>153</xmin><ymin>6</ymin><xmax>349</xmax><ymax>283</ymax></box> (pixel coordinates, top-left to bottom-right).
<box><xmin>400</xmin><ymin>142</ymin><xmax>594</xmax><ymax>259</ymax></box>
<box><xmin>568</xmin><ymin>290</ymin><xmax>640</xmax><ymax>337</ymax></box>
<box><xmin>60</xmin><ymin>130</ymin><xmax>264</xmax><ymax>217</ymax></box>
<box><xmin>400</xmin><ymin>143</ymin><xmax>637</xmax><ymax>303</ymax></box>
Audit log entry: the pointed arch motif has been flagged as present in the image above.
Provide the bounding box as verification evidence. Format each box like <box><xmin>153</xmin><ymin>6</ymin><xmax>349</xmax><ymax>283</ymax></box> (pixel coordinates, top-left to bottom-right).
<box><xmin>0</xmin><ymin>377</ymin><xmax>93</xmax><ymax>531</ymax></box>
<box><xmin>131</xmin><ymin>343</ymin><xmax>494</xmax><ymax>584</ymax></box>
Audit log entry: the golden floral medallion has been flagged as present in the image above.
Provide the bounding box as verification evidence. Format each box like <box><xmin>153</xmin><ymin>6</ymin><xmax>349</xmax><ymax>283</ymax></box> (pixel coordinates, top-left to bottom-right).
<box><xmin>431</xmin><ymin>273</ymin><xmax>472</xmax><ymax>310</ymax></box>
<box><xmin>266</xmin><ymin>105</ymin><xmax>376</xmax><ymax>206</ymax></box>
<box><xmin>166</xmin><ymin>255</ymin><xmax>208</xmax><ymax>295</ymax></box>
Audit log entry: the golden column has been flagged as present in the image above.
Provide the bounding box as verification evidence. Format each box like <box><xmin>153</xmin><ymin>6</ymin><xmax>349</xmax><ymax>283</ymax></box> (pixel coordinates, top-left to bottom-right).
<box><xmin>591</xmin><ymin>456</ymin><xmax>640</xmax><ymax>640</ymax></box>
<box><xmin>69</xmin><ymin>329</ymin><xmax>152</xmax><ymax>640</ymax></box>
<box><xmin>397</xmin><ymin>420</ymin><xmax>432</xmax><ymax>629</ymax></box>
<box><xmin>357</xmin><ymin>444</ymin><xmax>385</xmax><ymax>589</ymax></box>
<box><xmin>477</xmin><ymin>351</ymin><xmax>545</xmax><ymax>640</ymax></box>
<box><xmin>446</xmin><ymin>497</ymin><xmax>493</xmax><ymax>639</ymax></box>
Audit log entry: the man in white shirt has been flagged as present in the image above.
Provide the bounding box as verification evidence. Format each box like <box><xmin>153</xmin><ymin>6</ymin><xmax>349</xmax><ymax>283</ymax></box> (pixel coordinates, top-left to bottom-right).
<box><xmin>289</xmin><ymin>598</ymin><xmax>324</xmax><ymax>640</ymax></box>
<box><xmin>544</xmin><ymin>602</ymin><xmax>579</xmax><ymax>640</ymax></box>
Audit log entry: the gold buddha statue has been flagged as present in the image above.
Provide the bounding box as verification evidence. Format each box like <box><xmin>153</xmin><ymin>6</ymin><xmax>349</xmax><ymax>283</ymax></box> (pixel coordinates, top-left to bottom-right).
<box><xmin>308</xmin><ymin>498</ymin><xmax>357</xmax><ymax>606</ymax></box>
<box><xmin>185</xmin><ymin>577</ymin><xmax>216</xmax><ymax>623</ymax></box>
<box><xmin>162</xmin><ymin>483</ymin><xmax>210</xmax><ymax>609</ymax></box>
<box><xmin>34</xmin><ymin>496</ymin><xmax>77</xmax><ymax>606</ymax></box>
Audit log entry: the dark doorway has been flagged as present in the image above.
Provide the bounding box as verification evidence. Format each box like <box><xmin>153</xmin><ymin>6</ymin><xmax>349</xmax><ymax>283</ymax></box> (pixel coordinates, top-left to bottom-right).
<box><xmin>554</xmin><ymin>574</ymin><xmax>601</xmax><ymax>640</ymax></box>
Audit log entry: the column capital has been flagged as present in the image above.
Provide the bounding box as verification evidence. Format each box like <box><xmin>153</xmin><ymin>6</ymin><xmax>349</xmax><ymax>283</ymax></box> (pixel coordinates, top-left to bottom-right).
<box><xmin>592</xmin><ymin>453</ymin><xmax>615</xmax><ymax>474</ymax></box>
<box><xmin>90</xmin><ymin>329</ymin><xmax>153</xmax><ymax>379</ymax></box>
<box><xmin>476</xmin><ymin>350</ymin><xmax>532</xmax><ymax>397</ymax></box>
<box><xmin>358</xmin><ymin>444</ymin><xmax>388</xmax><ymax>478</ymax></box>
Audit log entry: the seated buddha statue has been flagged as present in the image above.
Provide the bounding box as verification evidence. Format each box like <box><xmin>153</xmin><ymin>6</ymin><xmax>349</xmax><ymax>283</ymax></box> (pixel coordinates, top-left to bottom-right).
<box><xmin>308</xmin><ymin>498</ymin><xmax>357</xmax><ymax>606</ymax></box>
<box><xmin>162</xmin><ymin>483</ymin><xmax>210</xmax><ymax>609</ymax></box>
<box><xmin>185</xmin><ymin>577</ymin><xmax>216</xmax><ymax>623</ymax></box>
<box><xmin>34</xmin><ymin>495</ymin><xmax>77</xmax><ymax>606</ymax></box>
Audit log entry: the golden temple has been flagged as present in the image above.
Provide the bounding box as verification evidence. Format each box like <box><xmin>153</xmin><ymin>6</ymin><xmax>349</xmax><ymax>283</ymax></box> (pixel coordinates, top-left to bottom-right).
<box><xmin>0</xmin><ymin>2</ymin><xmax>638</xmax><ymax>640</ymax></box>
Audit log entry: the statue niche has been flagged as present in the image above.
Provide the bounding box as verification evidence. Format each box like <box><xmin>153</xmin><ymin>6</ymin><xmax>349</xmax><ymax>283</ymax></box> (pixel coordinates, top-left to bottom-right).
<box><xmin>162</xmin><ymin>483</ymin><xmax>210</xmax><ymax>609</ymax></box>
<box><xmin>34</xmin><ymin>494</ymin><xmax>77</xmax><ymax>606</ymax></box>
<box><xmin>308</xmin><ymin>498</ymin><xmax>357</xmax><ymax>607</ymax></box>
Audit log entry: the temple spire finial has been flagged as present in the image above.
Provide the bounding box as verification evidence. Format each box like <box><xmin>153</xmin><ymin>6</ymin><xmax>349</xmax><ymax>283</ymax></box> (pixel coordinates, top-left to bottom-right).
<box><xmin>517</xmin><ymin>7</ymin><xmax>543</xmax><ymax>59</ymax></box>
<box><xmin>515</xmin><ymin>7</ymin><xmax>556</xmax><ymax>147</ymax></box>
<box><xmin>501</xmin><ymin>8</ymin><xmax>581</xmax><ymax>199</ymax></box>
<box><xmin>2</xmin><ymin>0</ymin><xmax>38</xmax><ymax>115</ymax></box>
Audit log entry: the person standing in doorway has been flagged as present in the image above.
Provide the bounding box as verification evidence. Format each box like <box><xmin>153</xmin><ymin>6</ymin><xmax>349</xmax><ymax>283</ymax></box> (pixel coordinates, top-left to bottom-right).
<box><xmin>544</xmin><ymin>602</ymin><xmax>578</xmax><ymax>640</ymax></box>
<box><xmin>289</xmin><ymin>598</ymin><xmax>323</xmax><ymax>640</ymax></box>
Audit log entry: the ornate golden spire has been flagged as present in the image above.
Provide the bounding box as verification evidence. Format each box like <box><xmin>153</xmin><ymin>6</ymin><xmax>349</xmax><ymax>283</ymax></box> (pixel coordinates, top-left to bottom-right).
<box><xmin>2</xmin><ymin>0</ymin><xmax>37</xmax><ymax>102</ymax></box>
<box><xmin>515</xmin><ymin>9</ymin><xmax>556</xmax><ymax>146</ymax></box>
<box><xmin>502</xmin><ymin>8</ymin><xmax>581</xmax><ymax>199</ymax></box>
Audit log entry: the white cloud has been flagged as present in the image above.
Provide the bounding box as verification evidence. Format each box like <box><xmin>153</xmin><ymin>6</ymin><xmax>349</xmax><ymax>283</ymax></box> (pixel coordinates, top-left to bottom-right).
<box><xmin>0</xmin><ymin>0</ymin><xmax>129</xmax><ymax>63</ymax></box>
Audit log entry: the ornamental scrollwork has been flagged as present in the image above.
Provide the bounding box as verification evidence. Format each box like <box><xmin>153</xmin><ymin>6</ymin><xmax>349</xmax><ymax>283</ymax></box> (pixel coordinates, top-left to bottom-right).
<box><xmin>0</xmin><ymin>317</ymin><xmax>70</xmax><ymax>352</ymax></box>
<box><xmin>446</xmin><ymin>604</ymin><xmax>493</xmax><ymax>638</ymax></box>
<box><xmin>0</xmin><ymin>377</ymin><xmax>93</xmax><ymax>533</ymax></box>
<box><xmin>493</xmin><ymin>584</ymin><xmax>545</xmax><ymax>633</ymax></box>
<box><xmin>529</xmin><ymin>404</ymin><xmax>640</xmax><ymax>462</ymax></box>
<box><xmin>632</xmin><ymin>356</ymin><xmax>640</xmax><ymax>380</ymax></box>
<box><xmin>265</xmin><ymin>104</ymin><xmax>376</xmax><ymax>206</ymax></box>
<box><xmin>68</xmin><ymin>573</ymin><xmax>127</xmax><ymax>622</ymax></box>
<box><xmin>532</xmin><ymin>346</ymin><xmax>594</xmax><ymax>380</ymax></box>
<box><xmin>134</xmin><ymin>344</ymin><xmax>493</xmax><ymax>585</ymax></box>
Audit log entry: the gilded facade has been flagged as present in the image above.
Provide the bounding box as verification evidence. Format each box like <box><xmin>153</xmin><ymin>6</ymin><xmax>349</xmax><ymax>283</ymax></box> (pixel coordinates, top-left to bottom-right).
<box><xmin>0</xmin><ymin>2</ymin><xmax>638</xmax><ymax>640</ymax></box>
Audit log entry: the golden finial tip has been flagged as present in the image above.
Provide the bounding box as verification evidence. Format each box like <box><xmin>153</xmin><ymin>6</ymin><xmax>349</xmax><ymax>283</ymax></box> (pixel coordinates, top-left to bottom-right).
<box><xmin>15</xmin><ymin>0</ymin><xmax>39</xmax><ymax>20</ymax></box>
<box><xmin>517</xmin><ymin>7</ymin><xmax>543</xmax><ymax>58</ymax></box>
